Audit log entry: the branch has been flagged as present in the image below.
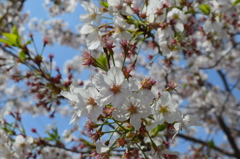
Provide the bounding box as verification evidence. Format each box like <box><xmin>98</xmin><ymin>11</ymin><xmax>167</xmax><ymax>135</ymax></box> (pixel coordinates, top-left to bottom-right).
<box><xmin>0</xmin><ymin>46</ymin><xmax>38</xmax><ymax>70</ymax></box>
<box><xmin>215</xmin><ymin>115</ymin><xmax>240</xmax><ymax>158</ymax></box>
<box><xmin>217</xmin><ymin>70</ymin><xmax>230</xmax><ymax>92</ymax></box>
<box><xmin>176</xmin><ymin>133</ymin><xmax>235</xmax><ymax>157</ymax></box>
<box><xmin>199</xmin><ymin>48</ymin><xmax>232</xmax><ymax>70</ymax></box>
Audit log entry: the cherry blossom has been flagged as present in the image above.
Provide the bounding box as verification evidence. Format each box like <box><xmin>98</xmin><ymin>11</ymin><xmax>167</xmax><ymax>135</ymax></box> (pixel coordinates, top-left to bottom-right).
<box><xmin>80</xmin><ymin>0</ymin><xmax>102</xmax><ymax>24</ymax></box>
<box><xmin>92</xmin><ymin>66</ymin><xmax>129</xmax><ymax>108</ymax></box>
<box><xmin>152</xmin><ymin>92</ymin><xmax>180</xmax><ymax>125</ymax></box>
<box><xmin>112</xmin><ymin>14</ymin><xmax>133</xmax><ymax>41</ymax></box>
<box><xmin>167</xmin><ymin>8</ymin><xmax>186</xmax><ymax>32</ymax></box>
<box><xmin>60</xmin><ymin>84</ymin><xmax>81</xmax><ymax>107</ymax></box>
<box><xmin>75</xmin><ymin>83</ymin><xmax>103</xmax><ymax>122</ymax></box>
<box><xmin>108</xmin><ymin>0</ymin><xmax>133</xmax><ymax>16</ymax></box>
<box><xmin>13</xmin><ymin>135</ymin><xmax>33</xmax><ymax>158</ymax></box>
<box><xmin>112</xmin><ymin>93</ymin><xmax>151</xmax><ymax>130</ymax></box>
<box><xmin>80</xmin><ymin>24</ymin><xmax>102</xmax><ymax>50</ymax></box>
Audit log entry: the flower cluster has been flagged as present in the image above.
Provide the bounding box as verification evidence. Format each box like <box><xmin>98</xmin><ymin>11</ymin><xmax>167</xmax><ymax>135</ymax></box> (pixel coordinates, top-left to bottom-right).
<box><xmin>61</xmin><ymin>66</ymin><xmax>199</xmax><ymax>158</ymax></box>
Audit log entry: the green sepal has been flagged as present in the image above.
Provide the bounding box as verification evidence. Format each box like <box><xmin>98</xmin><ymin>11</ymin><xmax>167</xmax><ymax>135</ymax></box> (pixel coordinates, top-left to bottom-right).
<box><xmin>95</xmin><ymin>53</ymin><xmax>108</xmax><ymax>71</ymax></box>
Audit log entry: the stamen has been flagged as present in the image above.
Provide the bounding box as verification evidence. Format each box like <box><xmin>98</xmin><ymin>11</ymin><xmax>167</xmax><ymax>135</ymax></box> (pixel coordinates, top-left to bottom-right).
<box><xmin>110</xmin><ymin>84</ymin><xmax>121</xmax><ymax>94</ymax></box>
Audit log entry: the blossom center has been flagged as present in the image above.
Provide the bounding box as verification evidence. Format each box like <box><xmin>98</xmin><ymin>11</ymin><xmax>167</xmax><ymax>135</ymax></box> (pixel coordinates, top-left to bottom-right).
<box><xmin>89</xmin><ymin>13</ymin><xmax>97</xmax><ymax>19</ymax></box>
<box><xmin>86</xmin><ymin>97</ymin><xmax>96</xmax><ymax>106</ymax></box>
<box><xmin>70</xmin><ymin>101</ymin><xmax>77</xmax><ymax>107</ymax></box>
<box><xmin>173</xmin><ymin>14</ymin><xmax>179</xmax><ymax>19</ymax></box>
<box><xmin>159</xmin><ymin>105</ymin><xmax>170</xmax><ymax>115</ymax></box>
<box><xmin>115</xmin><ymin>25</ymin><xmax>124</xmax><ymax>33</ymax></box>
<box><xmin>116</xmin><ymin>4</ymin><xmax>123</xmax><ymax>10</ymax></box>
<box><xmin>128</xmin><ymin>104</ymin><xmax>138</xmax><ymax>114</ymax></box>
<box><xmin>20</xmin><ymin>143</ymin><xmax>26</xmax><ymax>147</ymax></box>
<box><xmin>110</xmin><ymin>84</ymin><xmax>121</xmax><ymax>94</ymax></box>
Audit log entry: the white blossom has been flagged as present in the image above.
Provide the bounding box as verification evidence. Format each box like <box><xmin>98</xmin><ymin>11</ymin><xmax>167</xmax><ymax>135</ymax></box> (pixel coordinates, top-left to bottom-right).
<box><xmin>112</xmin><ymin>93</ymin><xmax>151</xmax><ymax>130</ymax></box>
<box><xmin>92</xmin><ymin>66</ymin><xmax>129</xmax><ymax>108</ymax></box>
<box><xmin>152</xmin><ymin>92</ymin><xmax>180</xmax><ymax>125</ymax></box>
<box><xmin>80</xmin><ymin>0</ymin><xmax>102</xmax><ymax>24</ymax></box>
<box><xmin>80</xmin><ymin>24</ymin><xmax>102</xmax><ymax>50</ymax></box>
<box><xmin>112</xmin><ymin>14</ymin><xmax>133</xmax><ymax>41</ymax></box>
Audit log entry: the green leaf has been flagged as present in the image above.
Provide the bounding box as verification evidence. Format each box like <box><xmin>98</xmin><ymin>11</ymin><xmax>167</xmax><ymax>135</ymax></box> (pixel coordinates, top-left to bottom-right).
<box><xmin>100</xmin><ymin>0</ymin><xmax>109</xmax><ymax>8</ymax></box>
<box><xmin>151</xmin><ymin>124</ymin><xmax>166</xmax><ymax>137</ymax></box>
<box><xmin>47</xmin><ymin>132</ymin><xmax>55</xmax><ymax>139</ymax></box>
<box><xmin>208</xmin><ymin>139</ymin><xmax>215</xmax><ymax>148</ymax></box>
<box><xmin>19</xmin><ymin>51</ymin><xmax>26</xmax><ymax>62</ymax></box>
<box><xmin>12</xmin><ymin>26</ymin><xmax>20</xmax><ymax>37</ymax></box>
<box><xmin>232</xmin><ymin>0</ymin><xmax>240</xmax><ymax>6</ymax></box>
<box><xmin>0</xmin><ymin>26</ymin><xmax>22</xmax><ymax>47</ymax></box>
<box><xmin>0</xmin><ymin>39</ymin><xmax>12</xmax><ymax>45</ymax></box>
<box><xmin>199</xmin><ymin>4</ymin><xmax>211</xmax><ymax>15</ymax></box>
<box><xmin>12</xmin><ymin>26</ymin><xmax>22</xmax><ymax>47</ymax></box>
<box><xmin>2</xmin><ymin>33</ymin><xmax>18</xmax><ymax>46</ymax></box>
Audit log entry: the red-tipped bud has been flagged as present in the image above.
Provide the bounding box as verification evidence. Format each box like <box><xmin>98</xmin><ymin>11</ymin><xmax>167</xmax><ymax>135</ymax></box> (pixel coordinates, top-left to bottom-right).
<box><xmin>29</xmin><ymin>33</ymin><xmax>33</xmax><ymax>38</ymax></box>
<box><xmin>82</xmin><ymin>51</ymin><xmax>98</xmax><ymax>67</ymax></box>
<box><xmin>31</xmin><ymin>128</ymin><xmax>37</xmax><ymax>133</ymax></box>
<box><xmin>49</xmin><ymin>54</ymin><xmax>54</xmax><ymax>61</ymax></box>
<box><xmin>43</xmin><ymin>37</ymin><xmax>49</xmax><ymax>46</ymax></box>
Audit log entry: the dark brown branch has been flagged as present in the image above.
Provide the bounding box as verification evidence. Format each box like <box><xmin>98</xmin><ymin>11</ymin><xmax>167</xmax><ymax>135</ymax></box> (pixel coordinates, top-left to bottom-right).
<box><xmin>0</xmin><ymin>46</ymin><xmax>38</xmax><ymax>70</ymax></box>
<box><xmin>176</xmin><ymin>133</ymin><xmax>235</xmax><ymax>157</ymax></box>
<box><xmin>199</xmin><ymin>48</ymin><xmax>232</xmax><ymax>70</ymax></box>
<box><xmin>215</xmin><ymin>115</ymin><xmax>240</xmax><ymax>158</ymax></box>
<box><xmin>217</xmin><ymin>70</ymin><xmax>230</xmax><ymax>92</ymax></box>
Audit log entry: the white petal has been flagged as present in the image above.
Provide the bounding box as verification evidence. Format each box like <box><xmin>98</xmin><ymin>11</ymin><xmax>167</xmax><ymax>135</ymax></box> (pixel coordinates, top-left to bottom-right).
<box><xmin>111</xmin><ymin>92</ymin><xmax>127</xmax><ymax>108</ymax></box>
<box><xmin>80</xmin><ymin>24</ymin><xmax>96</xmax><ymax>34</ymax></box>
<box><xmin>112</xmin><ymin>108</ymin><xmax>128</xmax><ymax>121</ymax></box>
<box><xmin>175</xmin><ymin>22</ymin><xmax>184</xmax><ymax>32</ymax></box>
<box><xmin>174</xmin><ymin>122</ymin><xmax>182</xmax><ymax>132</ymax></box>
<box><xmin>164</xmin><ymin>111</ymin><xmax>178</xmax><ymax>123</ymax></box>
<box><xmin>154</xmin><ymin>114</ymin><xmax>164</xmax><ymax>125</ymax></box>
<box><xmin>88</xmin><ymin>38</ymin><xmax>101</xmax><ymax>50</ymax></box>
<box><xmin>130</xmin><ymin>114</ymin><xmax>142</xmax><ymax>130</ymax></box>
<box><xmin>89</xmin><ymin>106</ymin><xmax>103</xmax><ymax>122</ymax></box>
<box><xmin>108</xmin><ymin>66</ymin><xmax>124</xmax><ymax>84</ymax></box>
<box><xmin>60</xmin><ymin>91</ymin><xmax>78</xmax><ymax>103</ymax></box>
<box><xmin>80</xmin><ymin>14</ymin><xmax>92</xmax><ymax>23</ymax></box>
<box><xmin>96</xmin><ymin>91</ymin><xmax>113</xmax><ymax>106</ymax></box>
<box><xmin>160</xmin><ymin>92</ymin><xmax>171</xmax><ymax>106</ymax></box>
<box><xmin>96</xmin><ymin>142</ymin><xmax>109</xmax><ymax>153</ymax></box>
<box><xmin>108</xmin><ymin>0</ymin><xmax>122</xmax><ymax>7</ymax></box>
<box><xmin>92</xmin><ymin>73</ymin><xmax>110</xmax><ymax>91</ymax></box>
<box><xmin>128</xmin><ymin>78</ymin><xmax>139</xmax><ymax>91</ymax></box>
<box><xmin>69</xmin><ymin>112</ymin><xmax>77</xmax><ymax>124</ymax></box>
